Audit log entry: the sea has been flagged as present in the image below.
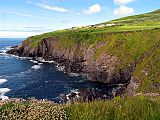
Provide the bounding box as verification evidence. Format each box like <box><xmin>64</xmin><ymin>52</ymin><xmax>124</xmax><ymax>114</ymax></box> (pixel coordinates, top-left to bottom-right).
<box><xmin>0</xmin><ymin>38</ymin><xmax>115</xmax><ymax>102</ymax></box>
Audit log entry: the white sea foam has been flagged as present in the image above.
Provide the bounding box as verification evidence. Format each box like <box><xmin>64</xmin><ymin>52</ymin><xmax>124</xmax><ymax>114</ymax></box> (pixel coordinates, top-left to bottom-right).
<box><xmin>0</xmin><ymin>52</ymin><xmax>6</xmax><ymax>55</ymax></box>
<box><xmin>0</xmin><ymin>79</ymin><xmax>7</xmax><ymax>84</ymax></box>
<box><xmin>30</xmin><ymin>59</ymin><xmax>34</xmax><ymax>62</ymax></box>
<box><xmin>5</xmin><ymin>46</ymin><xmax>12</xmax><ymax>50</ymax></box>
<box><xmin>16</xmin><ymin>69</ymin><xmax>32</xmax><ymax>77</ymax></box>
<box><xmin>31</xmin><ymin>65</ymin><xmax>41</xmax><ymax>69</ymax></box>
<box><xmin>48</xmin><ymin>61</ymin><xmax>55</xmax><ymax>63</ymax></box>
<box><xmin>56</xmin><ymin>66</ymin><xmax>65</xmax><ymax>71</ymax></box>
<box><xmin>0</xmin><ymin>87</ymin><xmax>11</xmax><ymax>101</ymax></box>
<box><xmin>66</xmin><ymin>94</ymin><xmax>70</xmax><ymax>100</ymax></box>
<box><xmin>33</xmin><ymin>61</ymin><xmax>38</xmax><ymax>64</ymax></box>
<box><xmin>0</xmin><ymin>95</ymin><xmax>9</xmax><ymax>100</ymax></box>
<box><xmin>30</xmin><ymin>60</ymin><xmax>38</xmax><ymax>64</ymax></box>
<box><xmin>0</xmin><ymin>46</ymin><xmax>12</xmax><ymax>55</ymax></box>
<box><xmin>38</xmin><ymin>63</ymin><xmax>43</xmax><ymax>65</ymax></box>
<box><xmin>69</xmin><ymin>73</ymin><xmax>80</xmax><ymax>77</ymax></box>
<box><xmin>40</xmin><ymin>59</ymin><xmax>55</xmax><ymax>63</ymax></box>
<box><xmin>10</xmin><ymin>54</ymin><xmax>19</xmax><ymax>58</ymax></box>
<box><xmin>19</xmin><ymin>56</ymin><xmax>32</xmax><ymax>59</ymax></box>
<box><xmin>66</xmin><ymin>89</ymin><xmax>80</xmax><ymax>100</ymax></box>
<box><xmin>77</xmin><ymin>80</ymin><xmax>85</xmax><ymax>83</ymax></box>
<box><xmin>70</xmin><ymin>89</ymin><xmax>78</xmax><ymax>93</ymax></box>
<box><xmin>36</xmin><ymin>57</ymin><xmax>55</xmax><ymax>63</ymax></box>
<box><xmin>0</xmin><ymin>88</ymin><xmax>11</xmax><ymax>94</ymax></box>
<box><xmin>0</xmin><ymin>50</ymin><xmax>6</xmax><ymax>53</ymax></box>
<box><xmin>0</xmin><ymin>49</ymin><xmax>7</xmax><ymax>55</ymax></box>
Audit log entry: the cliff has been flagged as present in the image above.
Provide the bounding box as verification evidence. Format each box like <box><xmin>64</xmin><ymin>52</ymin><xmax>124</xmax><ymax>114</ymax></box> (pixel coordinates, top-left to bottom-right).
<box><xmin>7</xmin><ymin>9</ymin><xmax>160</xmax><ymax>95</ymax></box>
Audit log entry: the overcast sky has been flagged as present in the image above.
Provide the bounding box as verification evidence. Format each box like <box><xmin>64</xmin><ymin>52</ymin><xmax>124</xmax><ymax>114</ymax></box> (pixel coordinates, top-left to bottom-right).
<box><xmin>0</xmin><ymin>0</ymin><xmax>160</xmax><ymax>38</ymax></box>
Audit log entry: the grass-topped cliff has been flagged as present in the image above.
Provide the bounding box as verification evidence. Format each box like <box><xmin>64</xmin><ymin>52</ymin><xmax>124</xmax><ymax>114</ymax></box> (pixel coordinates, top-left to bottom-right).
<box><xmin>19</xmin><ymin>9</ymin><xmax>160</xmax><ymax>94</ymax></box>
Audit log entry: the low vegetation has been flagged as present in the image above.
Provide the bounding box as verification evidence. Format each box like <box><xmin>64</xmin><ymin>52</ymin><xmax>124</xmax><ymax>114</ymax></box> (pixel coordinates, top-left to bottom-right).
<box><xmin>0</xmin><ymin>99</ymin><xmax>67</xmax><ymax>120</ymax></box>
<box><xmin>67</xmin><ymin>96</ymin><xmax>160</xmax><ymax>120</ymax></box>
<box><xmin>24</xmin><ymin>9</ymin><xmax>160</xmax><ymax>47</ymax></box>
<box><xmin>0</xmin><ymin>96</ymin><xmax>160</xmax><ymax>120</ymax></box>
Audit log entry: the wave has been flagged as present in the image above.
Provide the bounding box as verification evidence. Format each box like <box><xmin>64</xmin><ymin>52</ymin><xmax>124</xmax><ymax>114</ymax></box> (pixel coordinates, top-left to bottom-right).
<box><xmin>0</xmin><ymin>50</ymin><xmax>7</xmax><ymax>55</ymax></box>
<box><xmin>30</xmin><ymin>60</ymin><xmax>38</xmax><ymax>64</ymax></box>
<box><xmin>56</xmin><ymin>65</ymin><xmax>65</xmax><ymax>71</ymax></box>
<box><xmin>38</xmin><ymin>63</ymin><xmax>43</xmax><ymax>65</ymax></box>
<box><xmin>65</xmin><ymin>89</ymin><xmax>80</xmax><ymax>100</ymax></box>
<box><xmin>0</xmin><ymin>88</ymin><xmax>10</xmax><ymax>101</ymax></box>
<box><xmin>0</xmin><ymin>79</ymin><xmax>7</xmax><ymax>84</ymax></box>
<box><xmin>16</xmin><ymin>69</ymin><xmax>32</xmax><ymax>77</ymax></box>
<box><xmin>0</xmin><ymin>46</ymin><xmax>12</xmax><ymax>55</ymax></box>
<box><xmin>5</xmin><ymin>46</ymin><xmax>12</xmax><ymax>50</ymax></box>
<box><xmin>0</xmin><ymin>88</ymin><xmax>11</xmax><ymax>94</ymax></box>
<box><xmin>0</xmin><ymin>95</ymin><xmax>9</xmax><ymax>101</ymax></box>
<box><xmin>31</xmin><ymin>65</ymin><xmax>41</xmax><ymax>70</ymax></box>
<box><xmin>19</xmin><ymin>56</ymin><xmax>32</xmax><ymax>60</ymax></box>
<box><xmin>37</xmin><ymin>58</ymin><xmax>55</xmax><ymax>63</ymax></box>
<box><xmin>2</xmin><ymin>49</ymin><xmax>54</xmax><ymax>64</ymax></box>
<box><xmin>69</xmin><ymin>73</ymin><xmax>80</xmax><ymax>77</ymax></box>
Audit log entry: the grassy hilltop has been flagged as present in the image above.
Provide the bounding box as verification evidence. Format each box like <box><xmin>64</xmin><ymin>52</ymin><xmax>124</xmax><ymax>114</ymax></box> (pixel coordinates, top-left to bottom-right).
<box><xmin>1</xmin><ymin>9</ymin><xmax>160</xmax><ymax>119</ymax></box>
<box><xmin>26</xmin><ymin>9</ymin><xmax>160</xmax><ymax>47</ymax></box>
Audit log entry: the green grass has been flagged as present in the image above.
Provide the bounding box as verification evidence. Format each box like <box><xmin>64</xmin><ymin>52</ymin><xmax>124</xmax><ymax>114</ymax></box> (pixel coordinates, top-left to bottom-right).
<box><xmin>1</xmin><ymin>96</ymin><xmax>160</xmax><ymax>120</ymax></box>
<box><xmin>133</xmin><ymin>39</ymin><xmax>160</xmax><ymax>93</ymax></box>
<box><xmin>24</xmin><ymin>9</ymin><xmax>160</xmax><ymax>48</ymax></box>
<box><xmin>66</xmin><ymin>96</ymin><xmax>160</xmax><ymax>120</ymax></box>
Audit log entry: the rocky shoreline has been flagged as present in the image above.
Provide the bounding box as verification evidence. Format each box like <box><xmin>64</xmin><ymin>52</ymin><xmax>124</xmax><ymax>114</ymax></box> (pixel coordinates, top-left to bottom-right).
<box><xmin>7</xmin><ymin>37</ymin><xmax>135</xmax><ymax>83</ymax></box>
<box><xmin>6</xmin><ymin>37</ymin><xmax>136</xmax><ymax>98</ymax></box>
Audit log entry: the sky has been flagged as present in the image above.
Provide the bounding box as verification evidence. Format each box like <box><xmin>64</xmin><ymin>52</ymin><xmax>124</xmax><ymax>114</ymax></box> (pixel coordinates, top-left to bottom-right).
<box><xmin>0</xmin><ymin>0</ymin><xmax>160</xmax><ymax>38</ymax></box>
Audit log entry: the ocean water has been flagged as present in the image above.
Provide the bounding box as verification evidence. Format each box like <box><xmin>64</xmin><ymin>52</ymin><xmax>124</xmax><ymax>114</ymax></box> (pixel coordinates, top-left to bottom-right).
<box><xmin>0</xmin><ymin>38</ymin><xmax>114</xmax><ymax>102</ymax></box>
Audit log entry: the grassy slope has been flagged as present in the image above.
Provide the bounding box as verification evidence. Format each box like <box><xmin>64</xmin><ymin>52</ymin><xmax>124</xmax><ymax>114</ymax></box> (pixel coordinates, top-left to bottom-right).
<box><xmin>25</xmin><ymin>9</ymin><xmax>160</xmax><ymax>47</ymax></box>
<box><xmin>66</xmin><ymin>96</ymin><xmax>160</xmax><ymax>120</ymax></box>
<box><xmin>24</xmin><ymin>9</ymin><xmax>160</xmax><ymax>94</ymax></box>
<box><xmin>1</xmin><ymin>96</ymin><xmax>160</xmax><ymax>120</ymax></box>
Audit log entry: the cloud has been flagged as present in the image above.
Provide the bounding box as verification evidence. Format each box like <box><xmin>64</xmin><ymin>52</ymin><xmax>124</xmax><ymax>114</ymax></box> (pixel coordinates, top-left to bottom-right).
<box><xmin>0</xmin><ymin>27</ymin><xmax>54</xmax><ymax>38</ymax></box>
<box><xmin>27</xmin><ymin>1</ymin><xmax>69</xmax><ymax>13</ymax></box>
<box><xmin>114</xmin><ymin>0</ymin><xmax>135</xmax><ymax>5</ymax></box>
<box><xmin>23</xmin><ymin>27</ymin><xmax>46</xmax><ymax>29</ymax></box>
<box><xmin>113</xmin><ymin>5</ymin><xmax>134</xmax><ymax>16</ymax></box>
<box><xmin>83</xmin><ymin>4</ymin><xmax>101</xmax><ymax>15</ymax></box>
<box><xmin>0</xmin><ymin>31</ymin><xmax>41</xmax><ymax>38</ymax></box>
<box><xmin>0</xmin><ymin>28</ymin><xmax>53</xmax><ymax>32</ymax></box>
<box><xmin>0</xmin><ymin>10</ymin><xmax>52</xmax><ymax>21</ymax></box>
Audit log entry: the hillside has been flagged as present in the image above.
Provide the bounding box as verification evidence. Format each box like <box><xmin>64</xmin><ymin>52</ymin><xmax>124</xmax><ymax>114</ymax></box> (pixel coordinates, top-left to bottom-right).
<box><xmin>24</xmin><ymin>9</ymin><xmax>160</xmax><ymax>47</ymax></box>
<box><xmin>7</xmin><ymin>9</ymin><xmax>160</xmax><ymax>95</ymax></box>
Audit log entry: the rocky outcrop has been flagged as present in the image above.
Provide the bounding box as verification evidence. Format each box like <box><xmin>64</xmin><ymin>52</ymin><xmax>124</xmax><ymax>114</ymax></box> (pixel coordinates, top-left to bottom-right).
<box><xmin>7</xmin><ymin>37</ymin><xmax>135</xmax><ymax>85</ymax></box>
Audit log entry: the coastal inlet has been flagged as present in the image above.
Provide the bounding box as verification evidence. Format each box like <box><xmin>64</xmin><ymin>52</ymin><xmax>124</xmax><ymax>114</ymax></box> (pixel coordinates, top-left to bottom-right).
<box><xmin>0</xmin><ymin>38</ymin><xmax>122</xmax><ymax>103</ymax></box>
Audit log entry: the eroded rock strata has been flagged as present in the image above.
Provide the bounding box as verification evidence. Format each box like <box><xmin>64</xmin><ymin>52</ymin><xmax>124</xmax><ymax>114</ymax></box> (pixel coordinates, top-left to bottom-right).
<box><xmin>7</xmin><ymin>36</ymin><xmax>135</xmax><ymax>88</ymax></box>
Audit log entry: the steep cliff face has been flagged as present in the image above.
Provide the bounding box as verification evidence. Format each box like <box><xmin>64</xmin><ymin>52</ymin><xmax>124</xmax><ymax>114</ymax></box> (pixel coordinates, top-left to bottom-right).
<box><xmin>7</xmin><ymin>28</ymin><xmax>160</xmax><ymax>97</ymax></box>
<box><xmin>7</xmin><ymin>36</ymin><xmax>135</xmax><ymax>85</ymax></box>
